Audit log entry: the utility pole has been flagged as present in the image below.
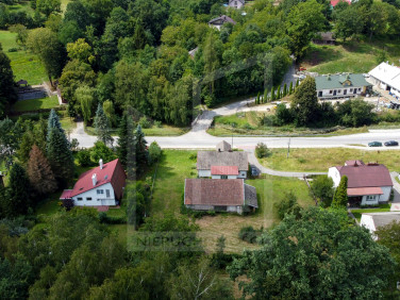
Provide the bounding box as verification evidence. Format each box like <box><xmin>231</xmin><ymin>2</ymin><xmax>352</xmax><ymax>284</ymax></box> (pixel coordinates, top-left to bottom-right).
<box><xmin>287</xmin><ymin>138</ymin><xmax>291</xmax><ymax>158</ymax></box>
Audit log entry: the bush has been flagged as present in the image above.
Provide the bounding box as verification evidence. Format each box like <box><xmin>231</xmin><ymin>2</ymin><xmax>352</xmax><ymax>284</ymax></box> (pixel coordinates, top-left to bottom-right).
<box><xmin>98</xmin><ymin>212</ymin><xmax>126</xmax><ymax>224</ymax></box>
<box><xmin>76</xmin><ymin>149</ymin><xmax>92</xmax><ymax>167</ymax></box>
<box><xmin>62</xmin><ymin>199</ymin><xmax>74</xmax><ymax>211</ymax></box>
<box><xmin>154</xmin><ymin>120</ymin><xmax>162</xmax><ymax>128</ymax></box>
<box><xmin>8</xmin><ymin>47</ymin><xmax>18</xmax><ymax>52</ymax></box>
<box><xmin>274</xmin><ymin>191</ymin><xmax>301</xmax><ymax>220</ymax></box>
<box><xmin>149</xmin><ymin>141</ymin><xmax>162</xmax><ymax>164</ymax></box>
<box><xmin>139</xmin><ymin>116</ymin><xmax>151</xmax><ymax>128</ymax></box>
<box><xmin>189</xmin><ymin>153</ymin><xmax>197</xmax><ymax>161</ymax></box>
<box><xmin>239</xmin><ymin>226</ymin><xmax>260</xmax><ymax>244</ymax></box>
<box><xmin>255</xmin><ymin>142</ymin><xmax>271</xmax><ymax>158</ymax></box>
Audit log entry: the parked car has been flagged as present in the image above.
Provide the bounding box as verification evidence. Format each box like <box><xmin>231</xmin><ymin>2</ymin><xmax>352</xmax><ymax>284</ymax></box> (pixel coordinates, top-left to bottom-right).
<box><xmin>299</xmin><ymin>66</ymin><xmax>306</xmax><ymax>71</ymax></box>
<box><xmin>368</xmin><ymin>141</ymin><xmax>383</xmax><ymax>147</ymax></box>
<box><xmin>251</xmin><ymin>167</ymin><xmax>259</xmax><ymax>176</ymax></box>
<box><xmin>384</xmin><ymin>140</ymin><xmax>399</xmax><ymax>147</ymax></box>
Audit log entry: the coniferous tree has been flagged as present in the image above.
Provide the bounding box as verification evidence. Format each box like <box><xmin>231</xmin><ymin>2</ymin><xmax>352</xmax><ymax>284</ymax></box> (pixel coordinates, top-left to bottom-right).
<box><xmin>94</xmin><ymin>103</ymin><xmax>114</xmax><ymax>146</ymax></box>
<box><xmin>7</xmin><ymin>163</ymin><xmax>31</xmax><ymax>216</ymax></box>
<box><xmin>47</xmin><ymin>127</ymin><xmax>74</xmax><ymax>186</ymax></box>
<box><xmin>332</xmin><ymin>176</ymin><xmax>348</xmax><ymax>208</ymax></box>
<box><xmin>116</xmin><ymin>113</ymin><xmax>129</xmax><ymax>167</ymax></box>
<box><xmin>295</xmin><ymin>78</ymin><xmax>300</xmax><ymax>90</ymax></box>
<box><xmin>270</xmin><ymin>86</ymin><xmax>275</xmax><ymax>101</ymax></box>
<box><xmin>283</xmin><ymin>83</ymin><xmax>287</xmax><ymax>97</ymax></box>
<box><xmin>27</xmin><ymin>145</ymin><xmax>57</xmax><ymax>195</ymax></box>
<box><xmin>289</xmin><ymin>81</ymin><xmax>293</xmax><ymax>95</ymax></box>
<box><xmin>256</xmin><ymin>92</ymin><xmax>260</xmax><ymax>105</ymax></box>
<box><xmin>276</xmin><ymin>85</ymin><xmax>281</xmax><ymax>100</ymax></box>
<box><xmin>134</xmin><ymin>125</ymin><xmax>148</xmax><ymax>174</ymax></box>
<box><xmin>47</xmin><ymin>109</ymin><xmax>64</xmax><ymax>141</ymax></box>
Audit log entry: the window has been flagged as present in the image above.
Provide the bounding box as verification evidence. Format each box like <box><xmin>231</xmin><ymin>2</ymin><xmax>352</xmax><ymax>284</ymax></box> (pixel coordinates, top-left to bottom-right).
<box><xmin>106</xmin><ymin>190</ymin><xmax>110</xmax><ymax>198</ymax></box>
<box><xmin>358</xmin><ymin>88</ymin><xmax>361</xmax><ymax>91</ymax></box>
<box><xmin>338</xmin><ymin>90</ymin><xmax>341</xmax><ymax>93</ymax></box>
<box><xmin>329</xmin><ymin>90</ymin><xmax>332</xmax><ymax>94</ymax></box>
<box><xmin>77</xmin><ymin>197</ymin><xmax>83</xmax><ymax>201</ymax></box>
<box><xmin>221</xmin><ymin>175</ymin><xmax>228</xmax><ymax>179</ymax></box>
<box><xmin>350</xmin><ymin>88</ymin><xmax>353</xmax><ymax>92</ymax></box>
<box><xmin>367</xmin><ymin>195</ymin><xmax>376</xmax><ymax>201</ymax></box>
<box><xmin>97</xmin><ymin>189</ymin><xmax>104</xmax><ymax>195</ymax></box>
<box><xmin>86</xmin><ymin>197</ymin><xmax>92</xmax><ymax>201</ymax></box>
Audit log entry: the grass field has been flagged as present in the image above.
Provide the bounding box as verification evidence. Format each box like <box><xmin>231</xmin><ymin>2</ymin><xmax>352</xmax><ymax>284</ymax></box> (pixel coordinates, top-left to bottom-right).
<box><xmin>85</xmin><ymin>124</ymin><xmax>189</xmax><ymax>137</ymax></box>
<box><xmin>302</xmin><ymin>39</ymin><xmax>400</xmax><ymax>74</ymax></box>
<box><xmin>208</xmin><ymin>111</ymin><xmax>369</xmax><ymax>136</ymax></box>
<box><xmin>151</xmin><ymin>150</ymin><xmax>314</xmax><ymax>253</ymax></box>
<box><xmin>12</xmin><ymin>95</ymin><xmax>59</xmax><ymax>112</ymax></box>
<box><xmin>350</xmin><ymin>204</ymin><xmax>391</xmax><ymax>221</ymax></box>
<box><xmin>259</xmin><ymin>148</ymin><xmax>400</xmax><ymax>172</ymax></box>
<box><xmin>0</xmin><ymin>30</ymin><xmax>47</xmax><ymax>85</ymax></box>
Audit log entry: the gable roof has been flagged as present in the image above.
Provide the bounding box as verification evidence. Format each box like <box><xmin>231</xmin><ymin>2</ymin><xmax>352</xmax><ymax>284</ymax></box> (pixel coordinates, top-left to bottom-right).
<box><xmin>245</xmin><ymin>184</ymin><xmax>258</xmax><ymax>208</ymax></box>
<box><xmin>369</xmin><ymin>62</ymin><xmax>400</xmax><ymax>91</ymax></box>
<box><xmin>70</xmin><ymin>159</ymin><xmax>126</xmax><ymax>198</ymax></box>
<box><xmin>216</xmin><ymin>140</ymin><xmax>232</xmax><ymax>152</ymax></box>
<box><xmin>229</xmin><ymin>0</ymin><xmax>245</xmax><ymax>4</ymax></box>
<box><xmin>362</xmin><ymin>212</ymin><xmax>400</xmax><ymax>230</ymax></box>
<box><xmin>208</xmin><ymin>15</ymin><xmax>236</xmax><ymax>26</ymax></box>
<box><xmin>184</xmin><ymin>179</ymin><xmax>243</xmax><ymax>206</ymax></box>
<box><xmin>335</xmin><ymin>162</ymin><xmax>392</xmax><ymax>188</ymax></box>
<box><xmin>197</xmin><ymin>151</ymin><xmax>248</xmax><ymax>170</ymax></box>
<box><xmin>211</xmin><ymin>166</ymin><xmax>239</xmax><ymax>175</ymax></box>
<box><xmin>315</xmin><ymin>74</ymin><xmax>371</xmax><ymax>90</ymax></box>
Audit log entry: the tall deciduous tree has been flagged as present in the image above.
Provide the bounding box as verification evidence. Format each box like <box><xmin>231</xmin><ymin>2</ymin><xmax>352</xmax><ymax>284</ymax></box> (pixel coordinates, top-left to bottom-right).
<box><xmin>332</xmin><ymin>175</ymin><xmax>348</xmax><ymax>208</ymax></box>
<box><xmin>229</xmin><ymin>207</ymin><xmax>394</xmax><ymax>299</ymax></box>
<box><xmin>0</xmin><ymin>49</ymin><xmax>17</xmax><ymax>116</ymax></box>
<box><xmin>75</xmin><ymin>85</ymin><xmax>95</xmax><ymax>125</ymax></box>
<box><xmin>47</xmin><ymin>127</ymin><xmax>74</xmax><ymax>186</ymax></box>
<box><xmin>36</xmin><ymin>0</ymin><xmax>61</xmax><ymax>17</ymax></box>
<box><xmin>27</xmin><ymin>145</ymin><xmax>57</xmax><ymax>195</ymax></box>
<box><xmin>311</xmin><ymin>175</ymin><xmax>334</xmax><ymax>208</ymax></box>
<box><xmin>94</xmin><ymin>103</ymin><xmax>113</xmax><ymax>146</ymax></box>
<box><xmin>26</xmin><ymin>28</ymin><xmax>65</xmax><ymax>86</ymax></box>
<box><xmin>291</xmin><ymin>76</ymin><xmax>319</xmax><ymax>126</ymax></box>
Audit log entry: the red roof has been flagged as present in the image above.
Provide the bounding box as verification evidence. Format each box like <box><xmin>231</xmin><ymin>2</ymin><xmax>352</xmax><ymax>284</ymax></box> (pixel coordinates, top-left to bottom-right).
<box><xmin>60</xmin><ymin>189</ymin><xmax>72</xmax><ymax>199</ymax></box>
<box><xmin>211</xmin><ymin>166</ymin><xmax>239</xmax><ymax>175</ymax></box>
<box><xmin>330</xmin><ymin>0</ymin><xmax>351</xmax><ymax>6</ymax></box>
<box><xmin>336</xmin><ymin>163</ymin><xmax>392</xmax><ymax>188</ymax></box>
<box><xmin>347</xmin><ymin>187</ymin><xmax>383</xmax><ymax>196</ymax></box>
<box><xmin>69</xmin><ymin>159</ymin><xmax>126</xmax><ymax>199</ymax></box>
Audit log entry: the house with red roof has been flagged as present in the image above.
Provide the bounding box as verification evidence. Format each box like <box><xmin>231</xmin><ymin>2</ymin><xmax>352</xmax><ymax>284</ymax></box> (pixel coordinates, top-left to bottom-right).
<box><xmin>330</xmin><ymin>0</ymin><xmax>351</xmax><ymax>7</ymax></box>
<box><xmin>328</xmin><ymin>160</ymin><xmax>393</xmax><ymax>206</ymax></box>
<box><xmin>60</xmin><ymin>159</ymin><xmax>126</xmax><ymax>207</ymax></box>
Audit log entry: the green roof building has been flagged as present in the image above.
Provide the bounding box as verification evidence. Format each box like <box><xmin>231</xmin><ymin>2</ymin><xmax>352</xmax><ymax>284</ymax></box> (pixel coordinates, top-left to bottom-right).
<box><xmin>315</xmin><ymin>74</ymin><xmax>372</xmax><ymax>99</ymax></box>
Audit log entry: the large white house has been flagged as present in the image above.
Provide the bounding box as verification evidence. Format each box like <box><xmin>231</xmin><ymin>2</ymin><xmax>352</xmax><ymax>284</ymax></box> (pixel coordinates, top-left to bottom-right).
<box><xmin>360</xmin><ymin>212</ymin><xmax>400</xmax><ymax>240</ymax></box>
<box><xmin>328</xmin><ymin>160</ymin><xmax>393</xmax><ymax>206</ymax></box>
<box><xmin>315</xmin><ymin>74</ymin><xmax>372</xmax><ymax>99</ymax></box>
<box><xmin>60</xmin><ymin>159</ymin><xmax>126</xmax><ymax>207</ymax></box>
<box><xmin>368</xmin><ymin>62</ymin><xmax>400</xmax><ymax>98</ymax></box>
<box><xmin>197</xmin><ymin>141</ymin><xmax>248</xmax><ymax>179</ymax></box>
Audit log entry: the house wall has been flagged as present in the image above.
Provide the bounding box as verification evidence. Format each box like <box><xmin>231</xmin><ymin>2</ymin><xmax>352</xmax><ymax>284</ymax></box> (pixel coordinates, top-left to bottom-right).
<box><xmin>199</xmin><ymin>169</ymin><xmax>247</xmax><ymax>178</ymax></box>
<box><xmin>328</xmin><ymin>167</ymin><xmax>341</xmax><ymax>187</ymax></box>
<box><xmin>369</xmin><ymin>76</ymin><xmax>400</xmax><ymax>97</ymax></box>
<box><xmin>360</xmin><ymin>215</ymin><xmax>377</xmax><ymax>240</ymax></box>
<box><xmin>209</xmin><ymin>24</ymin><xmax>222</xmax><ymax>30</ymax></box>
<box><xmin>360</xmin><ymin>195</ymin><xmax>379</xmax><ymax>206</ymax></box>
<box><xmin>317</xmin><ymin>86</ymin><xmax>365</xmax><ymax>99</ymax></box>
<box><xmin>72</xmin><ymin>183</ymin><xmax>116</xmax><ymax>206</ymax></box>
<box><xmin>380</xmin><ymin>186</ymin><xmax>392</xmax><ymax>202</ymax></box>
<box><xmin>211</xmin><ymin>175</ymin><xmax>238</xmax><ymax>179</ymax></box>
<box><xmin>229</xmin><ymin>0</ymin><xmax>244</xmax><ymax>8</ymax></box>
<box><xmin>186</xmin><ymin>204</ymin><xmax>244</xmax><ymax>214</ymax></box>
<box><xmin>198</xmin><ymin>170</ymin><xmax>211</xmax><ymax>177</ymax></box>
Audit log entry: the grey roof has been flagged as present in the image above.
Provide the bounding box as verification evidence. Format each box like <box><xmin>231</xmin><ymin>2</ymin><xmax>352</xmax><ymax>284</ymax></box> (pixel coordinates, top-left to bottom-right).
<box><xmin>197</xmin><ymin>151</ymin><xmax>248</xmax><ymax>170</ymax></box>
<box><xmin>313</xmin><ymin>32</ymin><xmax>335</xmax><ymax>42</ymax></box>
<box><xmin>216</xmin><ymin>140</ymin><xmax>232</xmax><ymax>152</ymax></box>
<box><xmin>315</xmin><ymin>74</ymin><xmax>372</xmax><ymax>90</ymax></box>
<box><xmin>208</xmin><ymin>15</ymin><xmax>237</xmax><ymax>26</ymax></box>
<box><xmin>365</xmin><ymin>213</ymin><xmax>400</xmax><ymax>229</ymax></box>
<box><xmin>245</xmin><ymin>184</ymin><xmax>258</xmax><ymax>208</ymax></box>
<box><xmin>188</xmin><ymin>47</ymin><xmax>198</xmax><ymax>58</ymax></box>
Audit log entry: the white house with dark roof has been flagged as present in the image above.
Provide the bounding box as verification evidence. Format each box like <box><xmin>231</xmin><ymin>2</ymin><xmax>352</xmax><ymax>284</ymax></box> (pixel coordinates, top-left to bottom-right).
<box><xmin>60</xmin><ymin>159</ymin><xmax>126</xmax><ymax>207</ymax></box>
<box><xmin>228</xmin><ymin>0</ymin><xmax>245</xmax><ymax>9</ymax></box>
<box><xmin>360</xmin><ymin>212</ymin><xmax>400</xmax><ymax>240</ymax></box>
<box><xmin>184</xmin><ymin>178</ymin><xmax>257</xmax><ymax>214</ymax></box>
<box><xmin>328</xmin><ymin>160</ymin><xmax>393</xmax><ymax>206</ymax></box>
<box><xmin>197</xmin><ymin>142</ymin><xmax>248</xmax><ymax>178</ymax></box>
<box><xmin>315</xmin><ymin>74</ymin><xmax>372</xmax><ymax>99</ymax></box>
<box><xmin>368</xmin><ymin>62</ymin><xmax>400</xmax><ymax>98</ymax></box>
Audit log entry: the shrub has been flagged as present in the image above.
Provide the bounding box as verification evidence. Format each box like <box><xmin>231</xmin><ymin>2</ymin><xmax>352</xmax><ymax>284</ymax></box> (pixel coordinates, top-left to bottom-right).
<box><xmin>139</xmin><ymin>116</ymin><xmax>151</xmax><ymax>128</ymax></box>
<box><xmin>149</xmin><ymin>141</ymin><xmax>162</xmax><ymax>164</ymax></box>
<box><xmin>62</xmin><ymin>199</ymin><xmax>74</xmax><ymax>211</ymax></box>
<box><xmin>255</xmin><ymin>142</ymin><xmax>271</xmax><ymax>158</ymax></box>
<box><xmin>76</xmin><ymin>149</ymin><xmax>92</xmax><ymax>167</ymax></box>
<box><xmin>8</xmin><ymin>47</ymin><xmax>18</xmax><ymax>52</ymax></box>
<box><xmin>239</xmin><ymin>226</ymin><xmax>260</xmax><ymax>244</ymax></box>
<box><xmin>98</xmin><ymin>212</ymin><xmax>126</xmax><ymax>224</ymax></box>
<box><xmin>274</xmin><ymin>191</ymin><xmax>301</xmax><ymax>220</ymax></box>
<box><xmin>189</xmin><ymin>153</ymin><xmax>197</xmax><ymax>161</ymax></box>
<box><xmin>154</xmin><ymin>120</ymin><xmax>162</xmax><ymax>128</ymax></box>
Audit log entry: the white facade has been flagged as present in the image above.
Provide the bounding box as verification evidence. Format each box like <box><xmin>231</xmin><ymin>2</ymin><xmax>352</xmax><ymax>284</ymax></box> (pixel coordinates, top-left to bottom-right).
<box><xmin>360</xmin><ymin>214</ymin><xmax>378</xmax><ymax>240</ymax></box>
<box><xmin>72</xmin><ymin>183</ymin><xmax>116</xmax><ymax>206</ymax></box>
<box><xmin>198</xmin><ymin>169</ymin><xmax>247</xmax><ymax>179</ymax></box>
<box><xmin>186</xmin><ymin>204</ymin><xmax>244</xmax><ymax>214</ymax></box>
<box><xmin>328</xmin><ymin>167</ymin><xmax>341</xmax><ymax>187</ymax></box>
<box><xmin>317</xmin><ymin>86</ymin><xmax>365</xmax><ymax>99</ymax></box>
<box><xmin>228</xmin><ymin>0</ymin><xmax>244</xmax><ymax>9</ymax></box>
<box><xmin>212</xmin><ymin>175</ymin><xmax>238</xmax><ymax>179</ymax></box>
<box><xmin>369</xmin><ymin>62</ymin><xmax>400</xmax><ymax>98</ymax></box>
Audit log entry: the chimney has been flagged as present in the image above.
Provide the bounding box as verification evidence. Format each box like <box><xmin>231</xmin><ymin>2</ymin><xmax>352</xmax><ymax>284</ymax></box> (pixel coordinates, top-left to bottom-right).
<box><xmin>92</xmin><ymin>173</ymin><xmax>97</xmax><ymax>186</ymax></box>
<box><xmin>99</xmin><ymin>159</ymin><xmax>103</xmax><ymax>170</ymax></box>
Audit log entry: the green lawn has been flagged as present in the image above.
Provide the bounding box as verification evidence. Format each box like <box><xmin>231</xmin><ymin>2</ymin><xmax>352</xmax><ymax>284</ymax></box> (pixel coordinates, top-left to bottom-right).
<box><xmin>351</xmin><ymin>204</ymin><xmax>391</xmax><ymax>221</ymax></box>
<box><xmin>259</xmin><ymin>148</ymin><xmax>400</xmax><ymax>173</ymax></box>
<box><xmin>302</xmin><ymin>39</ymin><xmax>400</xmax><ymax>74</ymax></box>
<box><xmin>151</xmin><ymin>150</ymin><xmax>314</xmax><ymax>253</ymax></box>
<box><xmin>35</xmin><ymin>191</ymin><xmax>64</xmax><ymax>216</ymax></box>
<box><xmin>85</xmin><ymin>124</ymin><xmax>189</xmax><ymax>137</ymax></box>
<box><xmin>59</xmin><ymin>116</ymin><xmax>77</xmax><ymax>131</ymax></box>
<box><xmin>0</xmin><ymin>30</ymin><xmax>47</xmax><ymax>85</ymax></box>
<box><xmin>208</xmin><ymin>111</ymin><xmax>369</xmax><ymax>136</ymax></box>
<box><xmin>12</xmin><ymin>95</ymin><xmax>59</xmax><ymax>112</ymax></box>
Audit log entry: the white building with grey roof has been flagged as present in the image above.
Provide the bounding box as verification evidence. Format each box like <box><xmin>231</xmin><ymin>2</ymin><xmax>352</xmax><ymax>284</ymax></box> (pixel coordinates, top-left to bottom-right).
<box><xmin>360</xmin><ymin>212</ymin><xmax>400</xmax><ymax>240</ymax></box>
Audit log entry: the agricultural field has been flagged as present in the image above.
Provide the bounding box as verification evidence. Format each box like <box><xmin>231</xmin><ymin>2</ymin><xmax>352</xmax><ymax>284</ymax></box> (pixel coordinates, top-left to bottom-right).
<box><xmin>0</xmin><ymin>30</ymin><xmax>47</xmax><ymax>85</ymax></box>
<box><xmin>151</xmin><ymin>150</ymin><xmax>314</xmax><ymax>253</ymax></box>
<box><xmin>302</xmin><ymin>39</ymin><xmax>400</xmax><ymax>74</ymax></box>
<box><xmin>258</xmin><ymin>148</ymin><xmax>400</xmax><ymax>173</ymax></box>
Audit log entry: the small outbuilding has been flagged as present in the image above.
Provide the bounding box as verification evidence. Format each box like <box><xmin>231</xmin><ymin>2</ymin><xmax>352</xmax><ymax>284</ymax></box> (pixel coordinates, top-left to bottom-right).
<box><xmin>208</xmin><ymin>15</ymin><xmax>236</xmax><ymax>30</ymax></box>
<box><xmin>360</xmin><ymin>212</ymin><xmax>400</xmax><ymax>240</ymax></box>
